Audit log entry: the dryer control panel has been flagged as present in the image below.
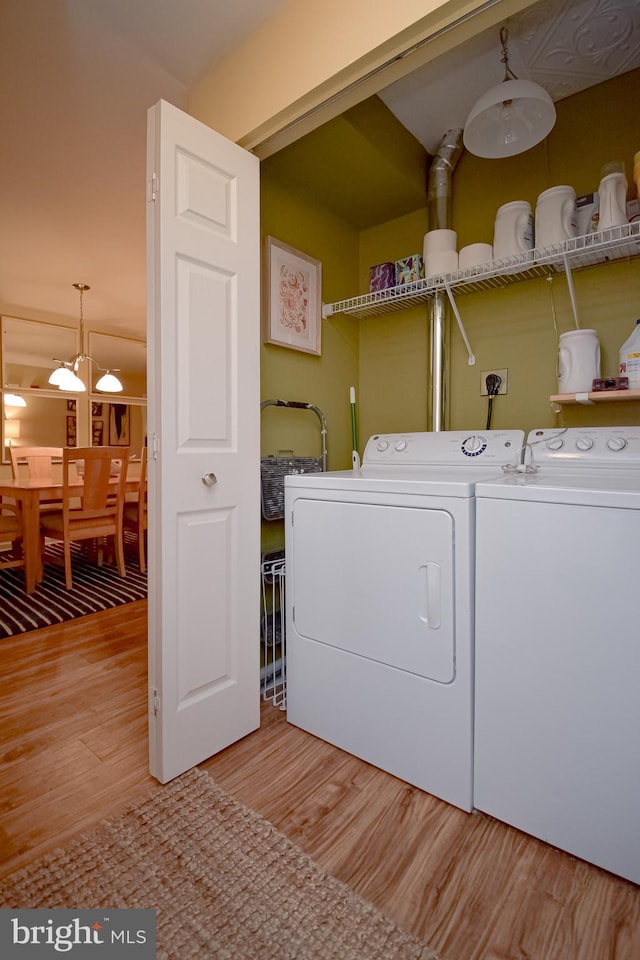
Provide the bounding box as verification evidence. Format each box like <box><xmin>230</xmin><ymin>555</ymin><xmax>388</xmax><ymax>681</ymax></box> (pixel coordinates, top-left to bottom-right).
<box><xmin>363</xmin><ymin>430</ymin><xmax>524</xmax><ymax>466</ymax></box>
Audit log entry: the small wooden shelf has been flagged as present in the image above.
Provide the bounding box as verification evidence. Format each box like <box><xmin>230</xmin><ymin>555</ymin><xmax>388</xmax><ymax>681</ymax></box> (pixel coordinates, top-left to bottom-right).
<box><xmin>550</xmin><ymin>389</ymin><xmax>640</xmax><ymax>405</ymax></box>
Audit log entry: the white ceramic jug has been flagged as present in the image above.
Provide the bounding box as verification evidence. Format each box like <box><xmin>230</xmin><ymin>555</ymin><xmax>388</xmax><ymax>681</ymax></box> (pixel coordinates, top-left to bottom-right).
<box><xmin>493</xmin><ymin>201</ymin><xmax>534</xmax><ymax>260</ymax></box>
<box><xmin>557</xmin><ymin>329</ymin><xmax>601</xmax><ymax>394</ymax></box>
<box><xmin>535</xmin><ymin>185</ymin><xmax>577</xmax><ymax>249</ymax></box>
<box><xmin>597</xmin><ymin>172</ymin><xmax>628</xmax><ymax>231</ymax></box>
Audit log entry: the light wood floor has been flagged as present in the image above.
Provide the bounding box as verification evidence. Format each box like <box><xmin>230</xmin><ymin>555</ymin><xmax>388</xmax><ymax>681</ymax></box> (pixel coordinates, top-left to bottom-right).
<box><xmin>1</xmin><ymin>604</ymin><xmax>638</xmax><ymax>960</ymax></box>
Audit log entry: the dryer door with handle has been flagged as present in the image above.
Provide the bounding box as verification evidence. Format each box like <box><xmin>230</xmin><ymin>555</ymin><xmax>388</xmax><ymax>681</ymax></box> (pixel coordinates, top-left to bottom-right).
<box><xmin>291</xmin><ymin>498</ymin><xmax>455</xmax><ymax>683</ymax></box>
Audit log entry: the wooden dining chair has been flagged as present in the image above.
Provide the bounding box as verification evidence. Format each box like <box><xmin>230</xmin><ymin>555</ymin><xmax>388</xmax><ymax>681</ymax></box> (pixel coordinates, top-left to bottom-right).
<box><xmin>123</xmin><ymin>446</ymin><xmax>148</xmax><ymax>572</ymax></box>
<box><xmin>39</xmin><ymin>446</ymin><xmax>129</xmax><ymax>590</ymax></box>
<box><xmin>10</xmin><ymin>446</ymin><xmax>63</xmax><ymax>481</ymax></box>
<box><xmin>0</xmin><ymin>498</ymin><xmax>25</xmax><ymax>576</ymax></box>
<box><xmin>10</xmin><ymin>446</ymin><xmax>66</xmax><ymax>512</ymax></box>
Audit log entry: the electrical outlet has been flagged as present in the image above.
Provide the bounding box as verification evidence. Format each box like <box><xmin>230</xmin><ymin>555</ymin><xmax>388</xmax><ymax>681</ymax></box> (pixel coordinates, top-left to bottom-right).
<box><xmin>481</xmin><ymin>368</ymin><xmax>508</xmax><ymax>395</ymax></box>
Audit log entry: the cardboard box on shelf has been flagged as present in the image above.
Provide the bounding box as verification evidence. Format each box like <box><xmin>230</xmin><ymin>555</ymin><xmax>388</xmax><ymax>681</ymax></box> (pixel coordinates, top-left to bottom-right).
<box><xmin>395</xmin><ymin>255</ymin><xmax>424</xmax><ymax>285</ymax></box>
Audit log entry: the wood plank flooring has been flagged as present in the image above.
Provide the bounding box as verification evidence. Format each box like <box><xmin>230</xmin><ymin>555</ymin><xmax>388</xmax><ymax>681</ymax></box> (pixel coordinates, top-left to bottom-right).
<box><xmin>1</xmin><ymin>605</ymin><xmax>638</xmax><ymax>960</ymax></box>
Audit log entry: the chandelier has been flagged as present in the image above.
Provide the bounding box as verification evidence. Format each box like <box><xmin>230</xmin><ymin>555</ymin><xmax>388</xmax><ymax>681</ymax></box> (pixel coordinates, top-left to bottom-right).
<box><xmin>48</xmin><ymin>283</ymin><xmax>123</xmax><ymax>393</ymax></box>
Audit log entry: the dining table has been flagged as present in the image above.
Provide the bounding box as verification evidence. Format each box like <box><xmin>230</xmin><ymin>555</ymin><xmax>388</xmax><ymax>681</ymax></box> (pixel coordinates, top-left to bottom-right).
<box><xmin>0</xmin><ymin>474</ymin><xmax>141</xmax><ymax>594</ymax></box>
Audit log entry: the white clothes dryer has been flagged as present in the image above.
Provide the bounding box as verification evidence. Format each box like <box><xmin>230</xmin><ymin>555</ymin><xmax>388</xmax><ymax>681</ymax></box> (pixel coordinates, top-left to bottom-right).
<box><xmin>285</xmin><ymin>429</ymin><xmax>523</xmax><ymax>813</ymax></box>
<box><xmin>474</xmin><ymin>426</ymin><xmax>640</xmax><ymax>884</ymax></box>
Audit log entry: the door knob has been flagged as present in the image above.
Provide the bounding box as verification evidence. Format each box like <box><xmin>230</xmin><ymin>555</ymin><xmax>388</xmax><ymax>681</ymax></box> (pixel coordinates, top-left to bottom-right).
<box><xmin>201</xmin><ymin>472</ymin><xmax>217</xmax><ymax>487</ymax></box>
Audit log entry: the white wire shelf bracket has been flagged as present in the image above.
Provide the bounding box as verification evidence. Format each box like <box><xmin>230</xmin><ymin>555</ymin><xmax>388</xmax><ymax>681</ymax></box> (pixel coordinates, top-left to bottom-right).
<box><xmin>322</xmin><ymin>221</ymin><xmax>640</xmax><ymax>320</ymax></box>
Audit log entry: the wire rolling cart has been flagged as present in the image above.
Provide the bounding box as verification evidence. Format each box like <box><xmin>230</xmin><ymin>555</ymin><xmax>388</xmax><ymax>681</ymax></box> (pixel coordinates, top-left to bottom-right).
<box><xmin>260</xmin><ymin>399</ymin><xmax>327</xmax><ymax>709</ymax></box>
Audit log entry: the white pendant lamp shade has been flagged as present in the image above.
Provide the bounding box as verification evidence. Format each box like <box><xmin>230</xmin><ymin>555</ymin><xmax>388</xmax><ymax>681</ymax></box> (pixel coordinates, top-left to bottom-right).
<box><xmin>48</xmin><ymin>364</ymin><xmax>71</xmax><ymax>387</ymax></box>
<box><xmin>55</xmin><ymin>366</ymin><xmax>86</xmax><ymax>392</ymax></box>
<box><xmin>463</xmin><ymin>27</ymin><xmax>556</xmax><ymax>159</ymax></box>
<box><xmin>464</xmin><ymin>78</ymin><xmax>556</xmax><ymax>159</ymax></box>
<box><xmin>4</xmin><ymin>393</ymin><xmax>27</xmax><ymax>407</ymax></box>
<box><xmin>95</xmin><ymin>371</ymin><xmax>123</xmax><ymax>392</ymax></box>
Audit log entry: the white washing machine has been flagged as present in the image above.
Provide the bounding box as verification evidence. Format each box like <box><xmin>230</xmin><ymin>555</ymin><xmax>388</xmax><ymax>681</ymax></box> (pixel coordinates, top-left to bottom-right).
<box><xmin>285</xmin><ymin>429</ymin><xmax>524</xmax><ymax>813</ymax></box>
<box><xmin>474</xmin><ymin>426</ymin><xmax>640</xmax><ymax>884</ymax></box>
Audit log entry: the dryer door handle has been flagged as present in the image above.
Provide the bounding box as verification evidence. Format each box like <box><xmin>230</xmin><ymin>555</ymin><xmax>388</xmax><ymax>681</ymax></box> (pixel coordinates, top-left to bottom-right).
<box><xmin>419</xmin><ymin>562</ymin><xmax>441</xmax><ymax>629</ymax></box>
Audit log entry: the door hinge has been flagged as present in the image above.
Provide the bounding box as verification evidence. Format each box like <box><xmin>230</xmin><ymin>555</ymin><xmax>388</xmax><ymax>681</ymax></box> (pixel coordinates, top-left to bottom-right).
<box><xmin>150</xmin><ymin>432</ymin><xmax>160</xmax><ymax>460</ymax></box>
<box><xmin>151</xmin><ymin>688</ymin><xmax>160</xmax><ymax>717</ymax></box>
<box><xmin>148</xmin><ymin>172</ymin><xmax>159</xmax><ymax>202</ymax></box>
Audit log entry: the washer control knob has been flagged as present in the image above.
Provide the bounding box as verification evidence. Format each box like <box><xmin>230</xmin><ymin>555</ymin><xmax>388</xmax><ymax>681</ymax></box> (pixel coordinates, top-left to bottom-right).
<box><xmin>376</xmin><ymin>440</ymin><xmax>389</xmax><ymax>452</ymax></box>
<box><xmin>575</xmin><ymin>437</ymin><xmax>593</xmax><ymax>451</ymax></box>
<box><xmin>395</xmin><ymin>439</ymin><xmax>408</xmax><ymax>452</ymax></box>
<box><xmin>607</xmin><ymin>436</ymin><xmax>627</xmax><ymax>452</ymax></box>
<box><xmin>546</xmin><ymin>437</ymin><xmax>564</xmax><ymax>451</ymax></box>
<box><xmin>461</xmin><ymin>435</ymin><xmax>486</xmax><ymax>456</ymax></box>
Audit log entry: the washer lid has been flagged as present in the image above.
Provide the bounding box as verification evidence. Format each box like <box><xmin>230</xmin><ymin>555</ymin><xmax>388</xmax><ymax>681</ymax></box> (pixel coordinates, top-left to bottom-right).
<box><xmin>476</xmin><ymin>469</ymin><xmax>640</xmax><ymax>508</ymax></box>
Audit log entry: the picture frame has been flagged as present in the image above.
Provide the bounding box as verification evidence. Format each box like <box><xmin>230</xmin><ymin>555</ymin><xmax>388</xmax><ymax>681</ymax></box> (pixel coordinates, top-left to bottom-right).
<box><xmin>91</xmin><ymin>402</ymin><xmax>103</xmax><ymax>416</ymax></box>
<box><xmin>66</xmin><ymin>415</ymin><xmax>77</xmax><ymax>447</ymax></box>
<box><xmin>92</xmin><ymin>421</ymin><xmax>104</xmax><ymax>445</ymax></box>
<box><xmin>109</xmin><ymin>403</ymin><xmax>130</xmax><ymax>446</ymax></box>
<box><xmin>263</xmin><ymin>236</ymin><xmax>322</xmax><ymax>355</ymax></box>
<box><xmin>66</xmin><ymin>399</ymin><xmax>76</xmax><ymax>412</ymax></box>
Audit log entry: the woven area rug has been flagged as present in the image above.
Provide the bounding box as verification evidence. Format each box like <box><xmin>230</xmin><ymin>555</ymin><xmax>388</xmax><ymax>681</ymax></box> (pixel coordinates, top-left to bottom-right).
<box><xmin>0</xmin><ymin>538</ymin><xmax>147</xmax><ymax>639</ymax></box>
<box><xmin>0</xmin><ymin>768</ymin><xmax>442</xmax><ymax>960</ymax></box>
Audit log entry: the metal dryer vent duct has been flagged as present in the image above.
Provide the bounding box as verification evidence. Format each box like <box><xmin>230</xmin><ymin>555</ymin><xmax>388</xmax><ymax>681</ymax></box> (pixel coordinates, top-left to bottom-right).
<box><xmin>427</xmin><ymin>128</ymin><xmax>463</xmax><ymax>431</ymax></box>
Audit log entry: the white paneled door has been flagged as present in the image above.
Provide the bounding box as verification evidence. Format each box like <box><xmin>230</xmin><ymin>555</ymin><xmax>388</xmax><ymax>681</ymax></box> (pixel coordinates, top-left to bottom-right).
<box><xmin>146</xmin><ymin>99</ymin><xmax>260</xmax><ymax>783</ymax></box>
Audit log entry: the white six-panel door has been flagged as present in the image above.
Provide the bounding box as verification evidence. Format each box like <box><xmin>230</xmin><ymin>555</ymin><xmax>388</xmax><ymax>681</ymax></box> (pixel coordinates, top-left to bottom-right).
<box><xmin>146</xmin><ymin>99</ymin><xmax>260</xmax><ymax>783</ymax></box>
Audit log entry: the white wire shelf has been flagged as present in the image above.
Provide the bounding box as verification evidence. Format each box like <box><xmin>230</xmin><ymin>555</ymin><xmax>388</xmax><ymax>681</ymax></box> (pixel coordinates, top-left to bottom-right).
<box><xmin>323</xmin><ymin>221</ymin><xmax>640</xmax><ymax>320</ymax></box>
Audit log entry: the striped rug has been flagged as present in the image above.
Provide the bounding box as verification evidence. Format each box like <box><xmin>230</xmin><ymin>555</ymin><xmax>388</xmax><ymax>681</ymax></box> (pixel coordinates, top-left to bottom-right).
<box><xmin>0</xmin><ymin>538</ymin><xmax>147</xmax><ymax>639</ymax></box>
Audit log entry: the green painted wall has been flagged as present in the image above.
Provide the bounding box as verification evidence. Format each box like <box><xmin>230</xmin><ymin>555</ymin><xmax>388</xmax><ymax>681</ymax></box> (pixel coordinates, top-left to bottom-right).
<box><xmin>259</xmin><ymin>176</ymin><xmax>359</xmax><ymax>553</ymax></box>
<box><xmin>359</xmin><ymin>69</ymin><xmax>640</xmax><ymax>437</ymax></box>
<box><xmin>358</xmin><ymin>209</ymin><xmax>430</xmax><ymax>443</ymax></box>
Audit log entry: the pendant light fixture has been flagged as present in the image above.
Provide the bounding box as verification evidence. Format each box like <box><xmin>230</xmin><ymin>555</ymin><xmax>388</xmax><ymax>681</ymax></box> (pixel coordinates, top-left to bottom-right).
<box><xmin>48</xmin><ymin>283</ymin><xmax>123</xmax><ymax>393</ymax></box>
<box><xmin>463</xmin><ymin>27</ymin><xmax>556</xmax><ymax>159</ymax></box>
<box><xmin>3</xmin><ymin>393</ymin><xmax>27</xmax><ymax>407</ymax></box>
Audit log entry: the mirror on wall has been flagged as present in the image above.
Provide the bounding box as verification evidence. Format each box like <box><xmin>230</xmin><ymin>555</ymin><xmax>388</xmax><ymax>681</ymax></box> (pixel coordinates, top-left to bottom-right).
<box><xmin>90</xmin><ymin>401</ymin><xmax>147</xmax><ymax>454</ymax></box>
<box><xmin>2</xmin><ymin>316</ymin><xmax>78</xmax><ymax>390</ymax></box>
<box><xmin>3</xmin><ymin>397</ymin><xmax>147</xmax><ymax>459</ymax></box>
<box><xmin>87</xmin><ymin>332</ymin><xmax>146</xmax><ymax>400</ymax></box>
<box><xmin>2</xmin><ymin>317</ymin><xmax>146</xmax><ymax>461</ymax></box>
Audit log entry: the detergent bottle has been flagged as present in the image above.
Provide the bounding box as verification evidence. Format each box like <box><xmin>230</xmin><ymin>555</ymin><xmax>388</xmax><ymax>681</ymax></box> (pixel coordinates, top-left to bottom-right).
<box><xmin>619</xmin><ymin>319</ymin><xmax>640</xmax><ymax>389</ymax></box>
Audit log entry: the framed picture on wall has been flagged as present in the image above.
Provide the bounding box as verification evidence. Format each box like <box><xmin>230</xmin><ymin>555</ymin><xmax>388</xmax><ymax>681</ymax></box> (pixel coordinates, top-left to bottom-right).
<box><xmin>263</xmin><ymin>236</ymin><xmax>322</xmax><ymax>355</ymax></box>
<box><xmin>66</xmin><ymin>415</ymin><xmax>77</xmax><ymax>447</ymax></box>
<box><xmin>92</xmin><ymin>402</ymin><xmax>103</xmax><ymax>416</ymax></box>
<box><xmin>109</xmin><ymin>403</ymin><xmax>129</xmax><ymax>446</ymax></box>
<box><xmin>66</xmin><ymin>399</ymin><xmax>76</xmax><ymax>412</ymax></box>
<box><xmin>92</xmin><ymin>421</ymin><xmax>104</xmax><ymax>445</ymax></box>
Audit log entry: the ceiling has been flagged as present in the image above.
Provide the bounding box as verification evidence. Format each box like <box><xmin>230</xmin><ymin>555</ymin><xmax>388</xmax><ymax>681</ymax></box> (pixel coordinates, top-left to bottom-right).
<box><xmin>1</xmin><ymin>0</ymin><xmax>639</xmax><ymax>340</ymax></box>
<box><xmin>0</xmin><ymin>0</ymin><xmax>286</xmax><ymax>338</ymax></box>
<box><xmin>380</xmin><ymin>0</ymin><xmax>640</xmax><ymax>155</ymax></box>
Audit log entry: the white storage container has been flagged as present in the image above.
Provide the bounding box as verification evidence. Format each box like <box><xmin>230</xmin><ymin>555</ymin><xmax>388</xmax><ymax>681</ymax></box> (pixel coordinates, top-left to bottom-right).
<box><xmin>493</xmin><ymin>201</ymin><xmax>533</xmax><ymax>260</ymax></box>
<box><xmin>558</xmin><ymin>329</ymin><xmax>600</xmax><ymax>394</ymax></box>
